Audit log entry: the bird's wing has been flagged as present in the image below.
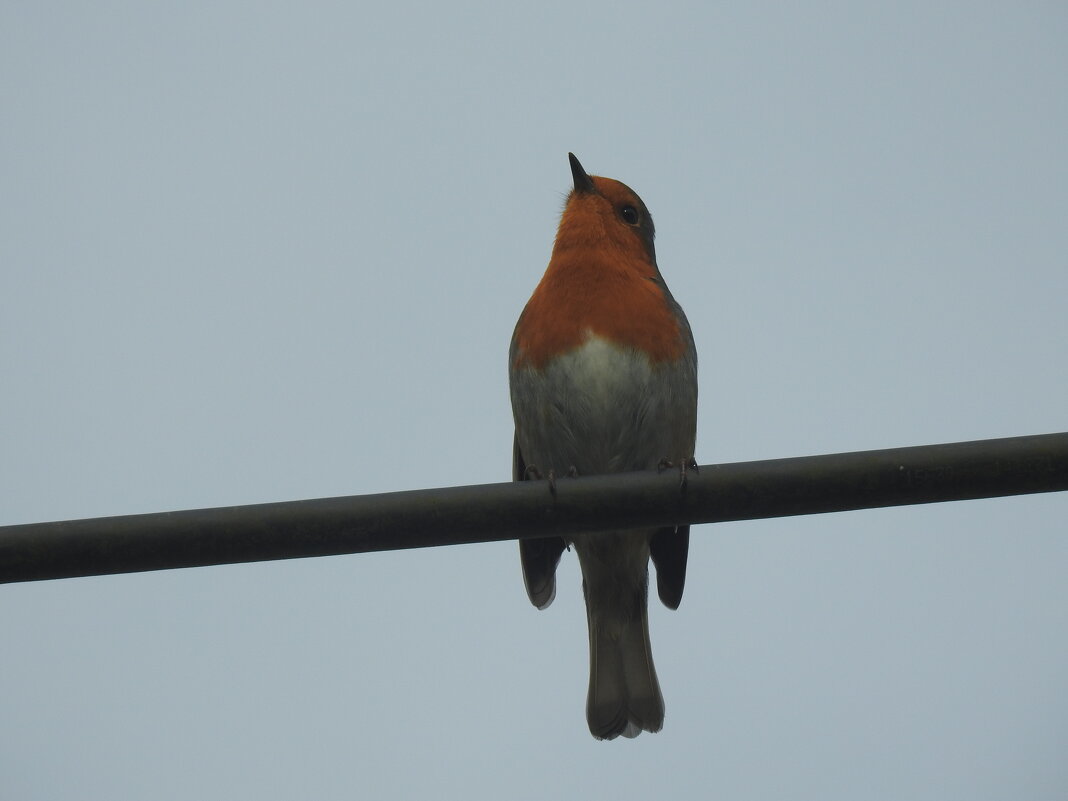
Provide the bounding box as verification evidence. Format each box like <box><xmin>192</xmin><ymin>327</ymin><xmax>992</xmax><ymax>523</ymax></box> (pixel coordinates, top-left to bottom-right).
<box><xmin>514</xmin><ymin>433</ymin><xmax>566</xmax><ymax>610</ymax></box>
<box><xmin>649</xmin><ymin>525</ymin><xmax>689</xmax><ymax>610</ymax></box>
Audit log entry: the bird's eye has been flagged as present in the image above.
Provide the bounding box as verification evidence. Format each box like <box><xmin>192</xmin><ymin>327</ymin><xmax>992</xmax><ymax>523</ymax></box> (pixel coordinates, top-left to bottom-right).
<box><xmin>619</xmin><ymin>205</ymin><xmax>640</xmax><ymax>225</ymax></box>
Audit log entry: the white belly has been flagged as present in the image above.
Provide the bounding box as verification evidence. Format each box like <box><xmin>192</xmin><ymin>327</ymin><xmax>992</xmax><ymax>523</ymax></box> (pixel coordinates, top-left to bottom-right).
<box><xmin>511</xmin><ymin>333</ymin><xmax>697</xmax><ymax>476</ymax></box>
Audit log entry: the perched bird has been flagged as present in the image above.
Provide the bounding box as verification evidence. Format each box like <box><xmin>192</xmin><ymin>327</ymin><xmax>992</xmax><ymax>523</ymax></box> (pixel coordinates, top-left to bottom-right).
<box><xmin>509</xmin><ymin>154</ymin><xmax>698</xmax><ymax>740</ymax></box>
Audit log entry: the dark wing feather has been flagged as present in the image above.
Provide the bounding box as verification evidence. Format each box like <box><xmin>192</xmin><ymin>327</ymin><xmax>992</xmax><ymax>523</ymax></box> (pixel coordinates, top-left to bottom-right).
<box><xmin>514</xmin><ymin>433</ymin><xmax>566</xmax><ymax>609</ymax></box>
<box><xmin>649</xmin><ymin>525</ymin><xmax>689</xmax><ymax>610</ymax></box>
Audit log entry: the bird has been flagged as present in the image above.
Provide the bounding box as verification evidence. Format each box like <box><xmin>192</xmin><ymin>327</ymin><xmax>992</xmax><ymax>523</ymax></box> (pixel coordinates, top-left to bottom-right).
<box><xmin>509</xmin><ymin>154</ymin><xmax>698</xmax><ymax>740</ymax></box>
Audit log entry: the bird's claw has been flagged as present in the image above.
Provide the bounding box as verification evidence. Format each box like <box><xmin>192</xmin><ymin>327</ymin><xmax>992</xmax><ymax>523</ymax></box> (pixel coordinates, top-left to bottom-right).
<box><xmin>658</xmin><ymin>456</ymin><xmax>699</xmax><ymax>490</ymax></box>
<box><xmin>524</xmin><ymin>464</ymin><xmax>579</xmax><ymax>497</ymax></box>
<box><xmin>524</xmin><ymin>464</ymin><xmax>557</xmax><ymax>495</ymax></box>
<box><xmin>681</xmin><ymin>457</ymin><xmax>698</xmax><ymax>490</ymax></box>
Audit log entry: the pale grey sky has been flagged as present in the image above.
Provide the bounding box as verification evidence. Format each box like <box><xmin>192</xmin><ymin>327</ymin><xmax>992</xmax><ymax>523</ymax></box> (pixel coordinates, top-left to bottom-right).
<box><xmin>2</xmin><ymin>2</ymin><xmax>1067</xmax><ymax>799</ymax></box>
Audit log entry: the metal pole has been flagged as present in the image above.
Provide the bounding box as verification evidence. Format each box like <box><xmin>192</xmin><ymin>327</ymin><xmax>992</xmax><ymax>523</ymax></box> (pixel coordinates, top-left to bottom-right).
<box><xmin>1</xmin><ymin>432</ymin><xmax>1066</xmax><ymax>584</ymax></box>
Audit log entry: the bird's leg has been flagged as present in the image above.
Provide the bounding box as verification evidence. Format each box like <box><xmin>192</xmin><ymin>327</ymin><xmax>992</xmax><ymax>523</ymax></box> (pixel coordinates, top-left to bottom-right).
<box><xmin>539</xmin><ymin>465</ymin><xmax>576</xmax><ymax>509</ymax></box>
<box><xmin>681</xmin><ymin>457</ymin><xmax>699</xmax><ymax>489</ymax></box>
<box><xmin>657</xmin><ymin>457</ymin><xmax>699</xmax><ymax>490</ymax></box>
<box><xmin>524</xmin><ymin>464</ymin><xmax>558</xmax><ymax>496</ymax></box>
<box><xmin>525</xmin><ymin>464</ymin><xmax>578</xmax><ymax>497</ymax></box>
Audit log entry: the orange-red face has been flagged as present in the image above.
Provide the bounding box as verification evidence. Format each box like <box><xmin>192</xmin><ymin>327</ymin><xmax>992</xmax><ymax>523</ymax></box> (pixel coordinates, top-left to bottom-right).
<box><xmin>552</xmin><ymin>175</ymin><xmax>658</xmax><ymax>279</ymax></box>
<box><xmin>511</xmin><ymin>171</ymin><xmax>686</xmax><ymax>371</ymax></box>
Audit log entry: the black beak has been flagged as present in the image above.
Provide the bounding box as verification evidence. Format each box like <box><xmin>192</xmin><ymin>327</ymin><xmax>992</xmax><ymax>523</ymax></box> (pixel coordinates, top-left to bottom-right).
<box><xmin>569</xmin><ymin>153</ymin><xmax>596</xmax><ymax>194</ymax></box>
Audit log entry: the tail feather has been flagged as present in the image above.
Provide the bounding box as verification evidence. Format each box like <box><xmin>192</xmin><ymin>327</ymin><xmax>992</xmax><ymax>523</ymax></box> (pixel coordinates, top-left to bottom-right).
<box><xmin>584</xmin><ymin>588</ymin><xmax>665</xmax><ymax>740</ymax></box>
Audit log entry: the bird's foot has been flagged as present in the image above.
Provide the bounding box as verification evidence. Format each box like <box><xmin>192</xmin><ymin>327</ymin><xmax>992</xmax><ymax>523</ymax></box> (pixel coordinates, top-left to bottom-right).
<box><xmin>524</xmin><ymin>465</ymin><xmax>579</xmax><ymax>497</ymax></box>
<box><xmin>657</xmin><ymin>456</ymin><xmax>699</xmax><ymax>490</ymax></box>
<box><xmin>523</xmin><ymin>464</ymin><xmax>557</xmax><ymax>495</ymax></box>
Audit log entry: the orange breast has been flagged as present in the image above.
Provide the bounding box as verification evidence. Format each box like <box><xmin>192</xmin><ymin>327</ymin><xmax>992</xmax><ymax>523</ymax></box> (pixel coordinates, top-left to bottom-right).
<box><xmin>513</xmin><ymin>250</ymin><xmax>685</xmax><ymax>370</ymax></box>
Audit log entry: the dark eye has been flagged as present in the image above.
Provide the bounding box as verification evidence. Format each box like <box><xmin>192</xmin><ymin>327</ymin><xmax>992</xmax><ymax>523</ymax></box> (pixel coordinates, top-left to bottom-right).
<box><xmin>619</xmin><ymin>205</ymin><xmax>640</xmax><ymax>225</ymax></box>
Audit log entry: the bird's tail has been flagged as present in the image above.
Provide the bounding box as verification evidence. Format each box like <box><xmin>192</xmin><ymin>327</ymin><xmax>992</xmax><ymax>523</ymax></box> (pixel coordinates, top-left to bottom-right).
<box><xmin>583</xmin><ymin>570</ymin><xmax>664</xmax><ymax>740</ymax></box>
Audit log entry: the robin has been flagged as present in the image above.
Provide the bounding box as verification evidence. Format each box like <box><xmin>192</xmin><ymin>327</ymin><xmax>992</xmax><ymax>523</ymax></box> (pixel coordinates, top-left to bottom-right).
<box><xmin>509</xmin><ymin>154</ymin><xmax>698</xmax><ymax>739</ymax></box>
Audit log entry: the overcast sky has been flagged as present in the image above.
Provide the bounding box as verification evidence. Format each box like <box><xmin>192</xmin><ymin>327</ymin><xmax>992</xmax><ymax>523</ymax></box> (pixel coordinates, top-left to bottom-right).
<box><xmin>2</xmin><ymin>2</ymin><xmax>1067</xmax><ymax>799</ymax></box>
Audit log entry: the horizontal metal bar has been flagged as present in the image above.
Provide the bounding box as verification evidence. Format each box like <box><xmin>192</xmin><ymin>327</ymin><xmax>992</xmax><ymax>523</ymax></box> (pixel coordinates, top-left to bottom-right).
<box><xmin>1</xmin><ymin>432</ymin><xmax>1066</xmax><ymax>584</ymax></box>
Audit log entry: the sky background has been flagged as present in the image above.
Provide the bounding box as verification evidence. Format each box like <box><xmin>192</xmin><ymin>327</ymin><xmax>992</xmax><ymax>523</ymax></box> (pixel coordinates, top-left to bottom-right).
<box><xmin>2</xmin><ymin>2</ymin><xmax>1067</xmax><ymax>799</ymax></box>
